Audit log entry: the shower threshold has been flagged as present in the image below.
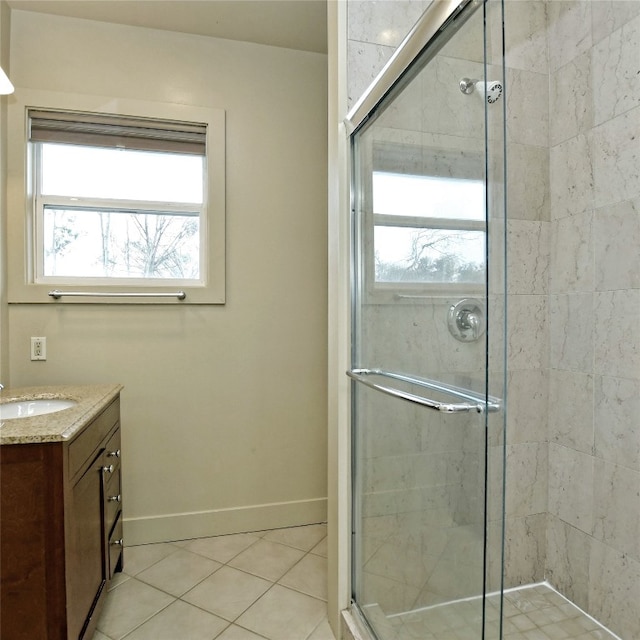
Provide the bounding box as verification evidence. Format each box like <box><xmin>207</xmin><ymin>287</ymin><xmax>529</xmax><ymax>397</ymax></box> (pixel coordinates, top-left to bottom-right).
<box><xmin>347</xmin><ymin>583</ymin><xmax>622</xmax><ymax>640</ymax></box>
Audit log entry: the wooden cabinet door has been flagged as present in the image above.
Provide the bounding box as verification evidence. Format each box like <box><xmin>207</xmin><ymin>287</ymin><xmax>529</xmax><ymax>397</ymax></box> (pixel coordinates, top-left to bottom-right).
<box><xmin>67</xmin><ymin>452</ymin><xmax>107</xmax><ymax>640</ymax></box>
<box><xmin>0</xmin><ymin>444</ymin><xmax>66</xmax><ymax>640</ymax></box>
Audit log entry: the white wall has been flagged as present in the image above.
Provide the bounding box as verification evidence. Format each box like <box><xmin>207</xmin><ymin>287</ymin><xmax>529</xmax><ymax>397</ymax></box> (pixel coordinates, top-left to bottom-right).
<box><xmin>0</xmin><ymin>1</ymin><xmax>10</xmax><ymax>386</ymax></box>
<box><xmin>326</xmin><ymin>1</ymin><xmax>350</xmax><ymax>634</ymax></box>
<box><xmin>6</xmin><ymin>10</ymin><xmax>328</xmax><ymax>544</ymax></box>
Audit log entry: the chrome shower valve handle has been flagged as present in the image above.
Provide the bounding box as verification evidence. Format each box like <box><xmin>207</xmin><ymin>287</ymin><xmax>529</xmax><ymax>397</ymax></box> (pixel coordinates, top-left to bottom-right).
<box><xmin>448</xmin><ymin>298</ymin><xmax>486</xmax><ymax>342</ymax></box>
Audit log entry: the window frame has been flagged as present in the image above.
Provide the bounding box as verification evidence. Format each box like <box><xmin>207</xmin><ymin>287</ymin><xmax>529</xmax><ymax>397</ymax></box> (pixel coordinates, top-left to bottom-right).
<box><xmin>7</xmin><ymin>89</ymin><xmax>226</xmax><ymax>304</ymax></box>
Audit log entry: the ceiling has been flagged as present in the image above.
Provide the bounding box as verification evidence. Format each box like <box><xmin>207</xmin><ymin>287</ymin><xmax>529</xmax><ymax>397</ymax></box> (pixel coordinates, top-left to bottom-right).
<box><xmin>7</xmin><ymin>0</ymin><xmax>328</xmax><ymax>54</ymax></box>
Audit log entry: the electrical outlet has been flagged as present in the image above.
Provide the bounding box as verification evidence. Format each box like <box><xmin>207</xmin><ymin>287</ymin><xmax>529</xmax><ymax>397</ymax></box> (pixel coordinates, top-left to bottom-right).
<box><xmin>31</xmin><ymin>337</ymin><xmax>47</xmax><ymax>361</ymax></box>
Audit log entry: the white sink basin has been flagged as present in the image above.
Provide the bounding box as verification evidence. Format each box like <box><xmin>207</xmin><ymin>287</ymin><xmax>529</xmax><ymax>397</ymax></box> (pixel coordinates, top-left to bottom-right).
<box><xmin>0</xmin><ymin>399</ymin><xmax>77</xmax><ymax>419</ymax></box>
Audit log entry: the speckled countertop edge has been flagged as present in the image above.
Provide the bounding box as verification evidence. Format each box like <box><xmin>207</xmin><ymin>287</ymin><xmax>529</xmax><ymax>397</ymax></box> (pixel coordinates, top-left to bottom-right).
<box><xmin>0</xmin><ymin>384</ymin><xmax>123</xmax><ymax>445</ymax></box>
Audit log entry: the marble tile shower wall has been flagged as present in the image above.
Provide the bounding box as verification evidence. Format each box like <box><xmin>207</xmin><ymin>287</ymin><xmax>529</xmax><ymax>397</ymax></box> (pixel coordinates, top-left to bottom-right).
<box><xmin>500</xmin><ymin>0</ymin><xmax>549</xmax><ymax>592</ymax></box>
<box><xmin>347</xmin><ymin>1</ymin><xmax>639</xmax><ymax>638</ymax></box>
<box><xmin>545</xmin><ymin>3</ymin><xmax>640</xmax><ymax>638</ymax></box>
<box><xmin>347</xmin><ymin>1</ymin><xmax>429</xmax><ymax>109</ymax></box>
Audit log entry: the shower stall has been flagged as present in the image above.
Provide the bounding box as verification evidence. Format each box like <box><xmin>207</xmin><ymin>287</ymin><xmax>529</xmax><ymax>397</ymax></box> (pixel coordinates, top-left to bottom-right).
<box><xmin>342</xmin><ymin>1</ymin><xmax>639</xmax><ymax>639</ymax></box>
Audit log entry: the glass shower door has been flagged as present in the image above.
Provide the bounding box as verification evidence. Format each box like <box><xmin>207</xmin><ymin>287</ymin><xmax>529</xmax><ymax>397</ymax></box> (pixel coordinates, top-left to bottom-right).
<box><xmin>349</xmin><ymin>2</ymin><xmax>506</xmax><ymax>639</ymax></box>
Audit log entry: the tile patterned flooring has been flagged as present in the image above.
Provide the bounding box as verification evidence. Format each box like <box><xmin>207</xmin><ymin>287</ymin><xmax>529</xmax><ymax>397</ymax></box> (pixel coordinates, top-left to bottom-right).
<box><xmin>93</xmin><ymin>524</ymin><xmax>336</xmax><ymax>640</ymax></box>
<box><xmin>94</xmin><ymin>527</ymin><xmax>620</xmax><ymax>640</ymax></box>
<box><xmin>500</xmin><ymin>585</ymin><xmax>621</xmax><ymax>640</ymax></box>
<box><xmin>375</xmin><ymin>583</ymin><xmax>620</xmax><ymax>640</ymax></box>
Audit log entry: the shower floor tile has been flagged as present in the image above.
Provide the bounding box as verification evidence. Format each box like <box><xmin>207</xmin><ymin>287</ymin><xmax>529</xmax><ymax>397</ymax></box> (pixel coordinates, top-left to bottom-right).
<box><xmin>388</xmin><ymin>584</ymin><xmax>620</xmax><ymax>640</ymax></box>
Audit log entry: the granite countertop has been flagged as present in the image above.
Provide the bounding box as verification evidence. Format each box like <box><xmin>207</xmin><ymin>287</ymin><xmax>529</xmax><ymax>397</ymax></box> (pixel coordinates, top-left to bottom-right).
<box><xmin>0</xmin><ymin>384</ymin><xmax>123</xmax><ymax>445</ymax></box>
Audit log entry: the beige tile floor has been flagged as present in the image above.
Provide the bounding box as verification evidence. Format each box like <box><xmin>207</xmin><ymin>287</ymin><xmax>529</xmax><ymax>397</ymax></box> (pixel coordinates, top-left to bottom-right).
<box><xmin>94</xmin><ymin>526</ymin><xmax>621</xmax><ymax>640</ymax></box>
<box><xmin>93</xmin><ymin>524</ymin><xmax>336</xmax><ymax>640</ymax></box>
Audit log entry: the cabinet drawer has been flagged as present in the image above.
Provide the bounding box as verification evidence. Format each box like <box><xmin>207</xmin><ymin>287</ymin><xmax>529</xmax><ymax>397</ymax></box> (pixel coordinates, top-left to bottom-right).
<box><xmin>102</xmin><ymin>429</ymin><xmax>121</xmax><ymax>485</ymax></box>
<box><xmin>108</xmin><ymin>515</ymin><xmax>124</xmax><ymax>579</ymax></box>
<box><xmin>69</xmin><ymin>398</ymin><xmax>120</xmax><ymax>479</ymax></box>
<box><xmin>105</xmin><ymin>469</ymin><xmax>121</xmax><ymax>532</ymax></box>
<box><xmin>104</xmin><ymin>428</ymin><xmax>121</xmax><ymax>468</ymax></box>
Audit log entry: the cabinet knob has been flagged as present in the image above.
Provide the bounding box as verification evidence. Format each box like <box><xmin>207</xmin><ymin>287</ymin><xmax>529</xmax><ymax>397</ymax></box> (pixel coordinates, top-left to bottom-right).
<box><xmin>112</xmin><ymin>539</ymin><xmax>124</xmax><ymax>546</ymax></box>
<box><xmin>102</xmin><ymin>464</ymin><xmax>114</xmax><ymax>474</ymax></box>
<box><xmin>107</xmin><ymin>449</ymin><xmax>121</xmax><ymax>458</ymax></box>
<box><xmin>108</xmin><ymin>494</ymin><xmax>122</xmax><ymax>502</ymax></box>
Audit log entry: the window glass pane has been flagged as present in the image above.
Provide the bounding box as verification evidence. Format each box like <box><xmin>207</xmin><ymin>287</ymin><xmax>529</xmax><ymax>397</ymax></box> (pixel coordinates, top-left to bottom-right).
<box><xmin>373</xmin><ymin>172</ymin><xmax>484</xmax><ymax>220</ymax></box>
<box><xmin>43</xmin><ymin>207</ymin><xmax>200</xmax><ymax>279</ymax></box>
<box><xmin>374</xmin><ymin>225</ymin><xmax>485</xmax><ymax>283</ymax></box>
<box><xmin>41</xmin><ymin>143</ymin><xmax>204</xmax><ymax>204</ymax></box>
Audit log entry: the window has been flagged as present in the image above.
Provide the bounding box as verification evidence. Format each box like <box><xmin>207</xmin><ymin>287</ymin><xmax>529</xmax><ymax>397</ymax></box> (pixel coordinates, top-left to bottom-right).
<box><xmin>8</xmin><ymin>91</ymin><xmax>225</xmax><ymax>304</ymax></box>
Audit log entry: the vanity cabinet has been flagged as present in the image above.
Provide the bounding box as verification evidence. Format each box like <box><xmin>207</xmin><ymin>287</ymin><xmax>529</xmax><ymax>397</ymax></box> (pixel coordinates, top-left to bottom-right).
<box><xmin>0</xmin><ymin>395</ymin><xmax>123</xmax><ymax>640</ymax></box>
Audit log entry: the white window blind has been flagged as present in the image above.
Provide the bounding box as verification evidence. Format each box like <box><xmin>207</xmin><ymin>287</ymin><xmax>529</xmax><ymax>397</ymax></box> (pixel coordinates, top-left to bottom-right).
<box><xmin>28</xmin><ymin>109</ymin><xmax>207</xmax><ymax>155</ymax></box>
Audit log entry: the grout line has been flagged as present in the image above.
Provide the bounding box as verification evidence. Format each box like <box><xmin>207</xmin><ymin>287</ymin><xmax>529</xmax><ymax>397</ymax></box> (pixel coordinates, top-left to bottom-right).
<box><xmin>276</xmin><ymin>546</ymin><xmax>329</xmax><ymax>602</ymax></box>
<box><xmin>115</xmin><ymin>593</ymin><xmax>175</xmax><ymax>640</ymax></box>
<box><xmin>121</xmin><ymin>542</ymin><xmax>182</xmax><ymax>578</ymax></box>
<box><xmin>179</xmin><ymin>531</ymin><xmax>264</xmax><ymax>565</ymax></box>
<box><xmin>534</xmin><ymin>581</ymin><xmax>624</xmax><ymax>640</ymax></box>
<box><xmin>304</xmin><ymin>616</ymin><xmax>335</xmax><ymax>640</ymax></box>
<box><xmin>98</xmin><ymin>526</ymin><xmax>329</xmax><ymax>640</ymax></box>
<box><xmin>381</xmin><ymin>582</ymin><xmax>622</xmax><ymax>640</ymax></box>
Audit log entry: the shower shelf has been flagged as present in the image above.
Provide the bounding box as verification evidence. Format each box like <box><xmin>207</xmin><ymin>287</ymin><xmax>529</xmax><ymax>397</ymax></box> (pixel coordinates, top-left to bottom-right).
<box><xmin>346</xmin><ymin>368</ymin><xmax>501</xmax><ymax>413</ymax></box>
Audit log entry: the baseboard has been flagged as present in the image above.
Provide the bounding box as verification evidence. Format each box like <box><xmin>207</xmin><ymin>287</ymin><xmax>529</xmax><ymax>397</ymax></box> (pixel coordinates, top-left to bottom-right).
<box><xmin>123</xmin><ymin>497</ymin><xmax>327</xmax><ymax>545</ymax></box>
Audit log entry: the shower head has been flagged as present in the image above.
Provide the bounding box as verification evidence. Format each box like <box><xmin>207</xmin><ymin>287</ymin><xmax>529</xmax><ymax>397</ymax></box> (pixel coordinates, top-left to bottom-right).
<box><xmin>476</xmin><ymin>80</ymin><xmax>503</xmax><ymax>104</ymax></box>
<box><xmin>459</xmin><ymin>77</ymin><xmax>503</xmax><ymax>104</ymax></box>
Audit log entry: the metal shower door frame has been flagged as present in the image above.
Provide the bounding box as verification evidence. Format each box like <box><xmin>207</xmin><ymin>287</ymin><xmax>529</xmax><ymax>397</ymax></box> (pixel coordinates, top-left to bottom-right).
<box><xmin>346</xmin><ymin>0</ymin><xmax>507</xmax><ymax>638</ymax></box>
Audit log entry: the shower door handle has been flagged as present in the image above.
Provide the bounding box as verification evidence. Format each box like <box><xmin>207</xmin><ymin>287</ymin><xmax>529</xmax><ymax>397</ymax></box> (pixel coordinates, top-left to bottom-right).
<box><xmin>346</xmin><ymin>369</ymin><xmax>500</xmax><ymax>413</ymax></box>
